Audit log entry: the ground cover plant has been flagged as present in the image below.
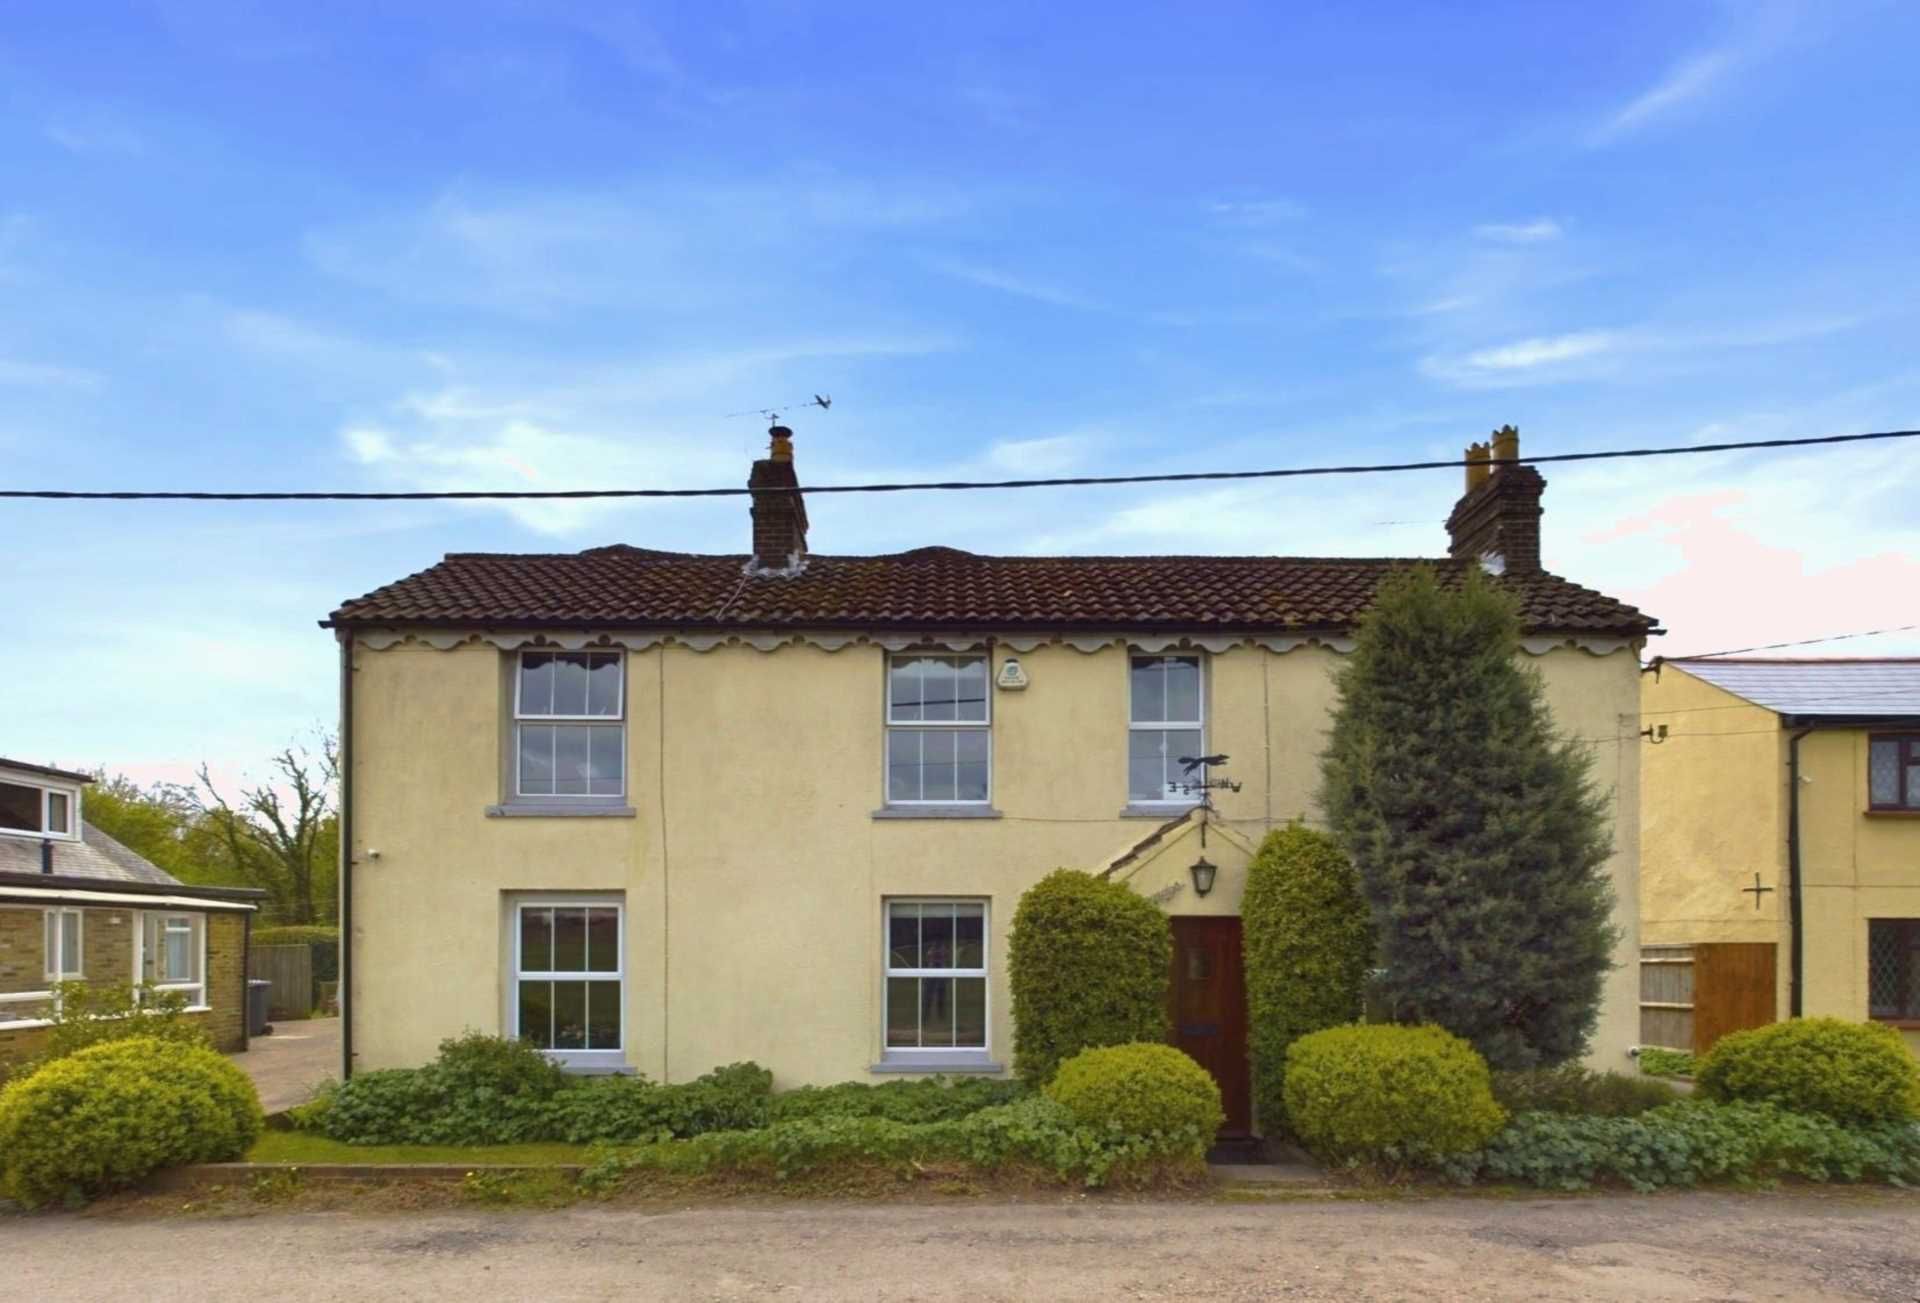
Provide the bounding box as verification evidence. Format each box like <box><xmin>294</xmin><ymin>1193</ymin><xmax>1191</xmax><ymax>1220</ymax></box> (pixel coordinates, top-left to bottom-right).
<box><xmin>1491</xmin><ymin>1065</ymin><xmax>1679</xmax><ymax>1118</ymax></box>
<box><xmin>1636</xmin><ymin>1047</ymin><xmax>1695</xmax><ymax>1079</ymax></box>
<box><xmin>0</xmin><ymin>1035</ymin><xmax>263</xmax><ymax>1207</ymax></box>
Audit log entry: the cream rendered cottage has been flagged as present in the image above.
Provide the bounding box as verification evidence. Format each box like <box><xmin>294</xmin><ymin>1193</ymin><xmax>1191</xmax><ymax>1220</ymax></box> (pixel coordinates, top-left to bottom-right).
<box><xmin>326</xmin><ymin>425</ymin><xmax>1656</xmax><ymax>1136</ymax></box>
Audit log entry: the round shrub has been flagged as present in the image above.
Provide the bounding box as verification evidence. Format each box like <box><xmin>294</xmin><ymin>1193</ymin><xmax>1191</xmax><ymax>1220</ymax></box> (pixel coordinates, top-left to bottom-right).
<box><xmin>1696</xmin><ymin>1018</ymin><xmax>1920</xmax><ymax>1124</ymax></box>
<box><xmin>1046</xmin><ymin>1043</ymin><xmax>1224</xmax><ymax>1149</ymax></box>
<box><xmin>0</xmin><ymin>1036</ymin><xmax>263</xmax><ymax>1207</ymax></box>
<box><xmin>1283</xmin><ymin>1024</ymin><xmax>1505</xmax><ymax>1164</ymax></box>
<box><xmin>1008</xmin><ymin>869</ymin><xmax>1172</xmax><ymax>1085</ymax></box>
<box><xmin>1242</xmin><ymin>821</ymin><xmax>1374</xmax><ymax>1134</ymax></box>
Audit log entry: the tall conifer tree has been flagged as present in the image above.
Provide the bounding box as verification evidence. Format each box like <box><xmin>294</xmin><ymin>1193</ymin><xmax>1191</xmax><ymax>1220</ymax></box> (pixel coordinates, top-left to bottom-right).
<box><xmin>1320</xmin><ymin>566</ymin><xmax>1616</xmax><ymax>1069</ymax></box>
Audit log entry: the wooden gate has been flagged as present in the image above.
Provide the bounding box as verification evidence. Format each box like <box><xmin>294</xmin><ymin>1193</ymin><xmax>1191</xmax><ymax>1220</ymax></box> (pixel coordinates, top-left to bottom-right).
<box><xmin>249</xmin><ymin>943</ymin><xmax>314</xmax><ymax>1020</ymax></box>
<box><xmin>1639</xmin><ymin>943</ymin><xmax>1776</xmax><ymax>1056</ymax></box>
<box><xmin>1692</xmin><ymin>942</ymin><xmax>1776</xmax><ymax>1054</ymax></box>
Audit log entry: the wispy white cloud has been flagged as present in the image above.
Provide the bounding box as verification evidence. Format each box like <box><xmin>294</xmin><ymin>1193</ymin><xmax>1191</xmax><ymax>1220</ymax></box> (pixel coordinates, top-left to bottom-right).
<box><xmin>985</xmin><ymin>434</ymin><xmax>1093</xmax><ymax>476</ymax></box>
<box><xmin>1473</xmin><ymin>218</ymin><xmax>1562</xmax><ymax>244</ymax></box>
<box><xmin>1206</xmin><ymin>198</ymin><xmax>1307</xmax><ymax>227</ymax></box>
<box><xmin>1421</xmin><ymin>331</ymin><xmax>1620</xmax><ymax>387</ymax></box>
<box><xmin>930</xmin><ymin>259</ymin><xmax>1098</xmax><ymax>309</ymax></box>
<box><xmin>45</xmin><ymin>116</ymin><xmax>142</xmax><ymax>155</ymax></box>
<box><xmin>1592</xmin><ymin>49</ymin><xmax>1738</xmax><ymax>143</ymax></box>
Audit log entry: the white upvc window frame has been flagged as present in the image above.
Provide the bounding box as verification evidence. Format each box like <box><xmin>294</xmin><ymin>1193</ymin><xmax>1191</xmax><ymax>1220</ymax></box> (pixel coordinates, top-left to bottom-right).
<box><xmin>44</xmin><ymin>907</ymin><xmax>84</xmax><ymax>981</ymax></box>
<box><xmin>512</xmin><ymin>650</ymin><xmax>627</xmax><ymax>801</ymax></box>
<box><xmin>1127</xmin><ymin>652</ymin><xmax>1207</xmax><ymax>806</ymax></box>
<box><xmin>884</xmin><ymin>651</ymin><xmax>993</xmax><ymax>806</ymax></box>
<box><xmin>0</xmin><ymin>774</ymin><xmax>83</xmax><ymax>842</ymax></box>
<box><xmin>138</xmin><ymin>911</ymin><xmax>208</xmax><ymax>1010</ymax></box>
<box><xmin>509</xmin><ymin>896</ymin><xmax>626</xmax><ymax>1068</ymax></box>
<box><xmin>882</xmin><ymin>897</ymin><xmax>991</xmax><ymax>1058</ymax></box>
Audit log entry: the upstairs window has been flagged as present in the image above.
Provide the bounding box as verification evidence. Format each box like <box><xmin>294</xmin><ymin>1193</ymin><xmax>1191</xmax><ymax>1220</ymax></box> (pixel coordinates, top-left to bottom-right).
<box><xmin>0</xmin><ymin>777</ymin><xmax>79</xmax><ymax>840</ymax></box>
<box><xmin>1129</xmin><ymin>654</ymin><xmax>1205</xmax><ymax>803</ymax></box>
<box><xmin>1868</xmin><ymin>735</ymin><xmax>1920</xmax><ymax>811</ymax></box>
<box><xmin>515</xmin><ymin>651</ymin><xmax>625</xmax><ymax>799</ymax></box>
<box><xmin>886</xmin><ymin>653</ymin><xmax>991</xmax><ymax>804</ymax></box>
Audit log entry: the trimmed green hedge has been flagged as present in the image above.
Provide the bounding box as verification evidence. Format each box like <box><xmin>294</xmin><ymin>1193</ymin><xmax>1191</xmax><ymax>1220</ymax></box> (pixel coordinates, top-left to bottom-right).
<box><xmin>1696</xmin><ymin>1019</ymin><xmax>1920</xmax><ymax>1125</ymax></box>
<box><xmin>1491</xmin><ymin>1065</ymin><xmax>1680</xmax><ymax>1119</ymax></box>
<box><xmin>1442</xmin><ymin>1100</ymin><xmax>1920</xmax><ymax>1191</ymax></box>
<box><xmin>1283</xmin><ymin>1024</ymin><xmax>1506</xmax><ymax>1165</ymax></box>
<box><xmin>1241</xmin><ymin>822</ymin><xmax>1373</xmax><ymax>1134</ymax></box>
<box><xmin>1008</xmin><ymin>870</ymin><xmax>1171</xmax><ymax>1086</ymax></box>
<box><xmin>0</xmin><ymin>1036</ymin><xmax>263</xmax><ymax>1207</ymax></box>
<box><xmin>1045</xmin><ymin>1043</ymin><xmax>1222</xmax><ymax>1152</ymax></box>
<box><xmin>769</xmin><ymin>1076</ymin><xmax>1027</xmax><ymax>1125</ymax></box>
<box><xmin>584</xmin><ymin>1095</ymin><xmax>1206</xmax><ymax>1190</ymax></box>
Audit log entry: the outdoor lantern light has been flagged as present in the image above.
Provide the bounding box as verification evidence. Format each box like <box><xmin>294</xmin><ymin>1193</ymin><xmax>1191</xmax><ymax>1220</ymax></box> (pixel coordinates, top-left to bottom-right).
<box><xmin>1189</xmin><ymin>855</ymin><xmax>1217</xmax><ymax>898</ymax></box>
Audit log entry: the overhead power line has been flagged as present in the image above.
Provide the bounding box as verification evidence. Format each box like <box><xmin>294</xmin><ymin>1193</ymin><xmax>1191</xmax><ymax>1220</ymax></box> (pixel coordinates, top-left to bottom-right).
<box><xmin>2</xmin><ymin>427</ymin><xmax>1915</xmax><ymax>503</ymax></box>
<box><xmin>1656</xmin><ymin>622</ymin><xmax>1920</xmax><ymax>661</ymax></box>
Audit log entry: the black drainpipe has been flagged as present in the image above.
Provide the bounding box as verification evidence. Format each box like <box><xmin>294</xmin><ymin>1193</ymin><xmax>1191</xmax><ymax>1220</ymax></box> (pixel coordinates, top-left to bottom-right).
<box><xmin>40</xmin><ymin>838</ymin><xmax>53</xmax><ymax>874</ymax></box>
<box><xmin>339</xmin><ymin>631</ymin><xmax>355</xmax><ymax>1080</ymax></box>
<box><xmin>1785</xmin><ymin>724</ymin><xmax>1814</xmax><ymax>1019</ymax></box>
<box><xmin>240</xmin><ymin>908</ymin><xmax>253</xmax><ymax>1053</ymax></box>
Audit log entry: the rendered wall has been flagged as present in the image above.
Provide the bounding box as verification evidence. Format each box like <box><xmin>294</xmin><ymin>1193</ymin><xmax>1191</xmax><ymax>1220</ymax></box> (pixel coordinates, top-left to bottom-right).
<box><xmin>346</xmin><ymin>633</ymin><xmax>1644</xmax><ymax>1083</ymax></box>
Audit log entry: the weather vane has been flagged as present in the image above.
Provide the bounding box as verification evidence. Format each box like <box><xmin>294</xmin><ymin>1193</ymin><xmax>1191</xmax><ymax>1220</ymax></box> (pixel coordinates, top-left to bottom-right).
<box><xmin>725</xmin><ymin>394</ymin><xmax>832</xmax><ymax>427</ymax></box>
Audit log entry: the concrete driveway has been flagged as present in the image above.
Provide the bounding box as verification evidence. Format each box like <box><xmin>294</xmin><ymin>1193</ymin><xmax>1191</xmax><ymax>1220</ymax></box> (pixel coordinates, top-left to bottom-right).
<box><xmin>229</xmin><ymin>1016</ymin><xmax>339</xmax><ymax>1113</ymax></box>
<box><xmin>11</xmin><ymin>1190</ymin><xmax>1918</xmax><ymax>1301</ymax></box>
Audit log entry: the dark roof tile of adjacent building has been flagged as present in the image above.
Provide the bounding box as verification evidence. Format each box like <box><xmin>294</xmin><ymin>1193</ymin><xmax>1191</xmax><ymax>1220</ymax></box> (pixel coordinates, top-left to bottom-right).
<box><xmin>0</xmin><ymin>822</ymin><xmax>182</xmax><ymax>887</ymax></box>
<box><xmin>326</xmin><ymin>545</ymin><xmax>1658</xmax><ymax>636</ymax></box>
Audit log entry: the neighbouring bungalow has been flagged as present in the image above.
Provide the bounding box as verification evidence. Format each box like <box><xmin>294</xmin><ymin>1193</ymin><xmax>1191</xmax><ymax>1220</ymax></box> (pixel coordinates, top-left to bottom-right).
<box><xmin>1641</xmin><ymin>658</ymin><xmax>1920</xmax><ymax>1056</ymax></box>
<box><xmin>325</xmin><ymin>425</ymin><xmax>1658</xmax><ymax>1137</ymax></box>
<box><xmin>0</xmin><ymin>758</ymin><xmax>264</xmax><ymax>1068</ymax></box>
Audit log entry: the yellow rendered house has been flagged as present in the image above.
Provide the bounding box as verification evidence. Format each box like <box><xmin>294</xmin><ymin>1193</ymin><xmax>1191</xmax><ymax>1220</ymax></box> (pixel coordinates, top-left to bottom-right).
<box><xmin>325</xmin><ymin>425</ymin><xmax>1657</xmax><ymax>1133</ymax></box>
<box><xmin>1641</xmin><ymin>658</ymin><xmax>1920</xmax><ymax>1056</ymax></box>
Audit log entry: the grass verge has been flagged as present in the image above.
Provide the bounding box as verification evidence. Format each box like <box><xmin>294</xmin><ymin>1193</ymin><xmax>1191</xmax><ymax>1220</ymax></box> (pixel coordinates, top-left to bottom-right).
<box><xmin>246</xmin><ymin>1133</ymin><xmax>596</xmax><ymax>1166</ymax></box>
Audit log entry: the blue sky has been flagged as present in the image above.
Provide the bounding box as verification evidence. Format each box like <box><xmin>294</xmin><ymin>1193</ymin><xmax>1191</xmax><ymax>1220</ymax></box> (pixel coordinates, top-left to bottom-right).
<box><xmin>4</xmin><ymin>1</ymin><xmax>1917</xmax><ymax>787</ymax></box>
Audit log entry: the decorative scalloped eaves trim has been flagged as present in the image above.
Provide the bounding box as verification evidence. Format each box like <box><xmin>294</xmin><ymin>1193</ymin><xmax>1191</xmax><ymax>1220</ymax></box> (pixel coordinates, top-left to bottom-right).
<box><xmin>350</xmin><ymin>627</ymin><xmax>1634</xmax><ymax>657</ymax></box>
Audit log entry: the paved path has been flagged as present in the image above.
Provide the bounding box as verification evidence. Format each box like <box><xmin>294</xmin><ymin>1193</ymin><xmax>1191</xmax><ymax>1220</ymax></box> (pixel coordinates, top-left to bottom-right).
<box><xmin>8</xmin><ymin>1189</ymin><xmax>1918</xmax><ymax>1300</ymax></box>
<box><xmin>229</xmin><ymin>1016</ymin><xmax>339</xmax><ymax>1112</ymax></box>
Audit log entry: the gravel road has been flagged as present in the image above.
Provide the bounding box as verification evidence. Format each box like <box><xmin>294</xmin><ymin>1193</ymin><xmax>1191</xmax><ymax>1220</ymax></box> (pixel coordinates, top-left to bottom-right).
<box><xmin>6</xmin><ymin>1189</ymin><xmax>1919</xmax><ymax>1301</ymax></box>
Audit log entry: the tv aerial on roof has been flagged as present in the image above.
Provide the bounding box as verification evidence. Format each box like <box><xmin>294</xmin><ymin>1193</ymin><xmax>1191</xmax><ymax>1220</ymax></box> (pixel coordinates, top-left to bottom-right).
<box><xmin>725</xmin><ymin>394</ymin><xmax>832</xmax><ymax>427</ymax></box>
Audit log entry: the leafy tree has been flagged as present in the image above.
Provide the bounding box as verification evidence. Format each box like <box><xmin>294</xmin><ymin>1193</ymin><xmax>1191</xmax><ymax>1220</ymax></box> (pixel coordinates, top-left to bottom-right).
<box><xmin>1319</xmin><ymin>566</ymin><xmax>1616</xmax><ymax>1071</ymax></box>
<box><xmin>1008</xmin><ymin>870</ymin><xmax>1171</xmax><ymax>1086</ymax></box>
<box><xmin>1241</xmin><ymin>821</ymin><xmax>1373</xmax><ymax>1134</ymax></box>
<box><xmin>197</xmin><ymin>736</ymin><xmax>339</xmax><ymax>925</ymax></box>
<box><xmin>78</xmin><ymin>773</ymin><xmax>212</xmax><ymax>883</ymax></box>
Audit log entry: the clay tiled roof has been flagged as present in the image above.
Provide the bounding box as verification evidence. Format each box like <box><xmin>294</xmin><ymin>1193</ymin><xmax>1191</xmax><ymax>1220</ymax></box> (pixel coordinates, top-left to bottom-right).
<box><xmin>326</xmin><ymin>545</ymin><xmax>1657</xmax><ymax>637</ymax></box>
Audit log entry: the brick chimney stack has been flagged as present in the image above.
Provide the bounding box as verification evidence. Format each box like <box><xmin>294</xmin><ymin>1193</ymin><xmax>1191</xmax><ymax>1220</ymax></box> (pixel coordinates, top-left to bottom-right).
<box><xmin>1445</xmin><ymin>424</ymin><xmax>1545</xmax><ymax>574</ymax></box>
<box><xmin>747</xmin><ymin>424</ymin><xmax>809</xmax><ymax>574</ymax></box>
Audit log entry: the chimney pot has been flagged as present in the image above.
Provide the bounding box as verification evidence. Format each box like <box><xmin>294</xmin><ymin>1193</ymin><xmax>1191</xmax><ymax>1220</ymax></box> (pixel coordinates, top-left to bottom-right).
<box><xmin>1445</xmin><ymin>423</ymin><xmax>1545</xmax><ymax>573</ymax></box>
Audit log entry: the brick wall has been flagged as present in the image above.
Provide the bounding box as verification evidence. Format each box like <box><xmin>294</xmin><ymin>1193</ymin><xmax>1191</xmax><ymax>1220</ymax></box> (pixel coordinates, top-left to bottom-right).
<box><xmin>0</xmin><ymin>905</ymin><xmax>249</xmax><ymax>1072</ymax></box>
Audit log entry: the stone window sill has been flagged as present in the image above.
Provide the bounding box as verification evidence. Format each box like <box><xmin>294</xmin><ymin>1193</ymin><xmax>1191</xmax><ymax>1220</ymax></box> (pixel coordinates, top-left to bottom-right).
<box><xmin>869</xmin><ymin>1054</ymin><xmax>1005</xmax><ymax>1075</ymax></box>
<box><xmin>1871</xmin><ymin>1017</ymin><xmax>1920</xmax><ymax>1030</ymax></box>
<box><xmin>1863</xmin><ymin>809</ymin><xmax>1920</xmax><ymax>818</ymax></box>
<box><xmin>870</xmin><ymin>806</ymin><xmax>1003</xmax><ymax>820</ymax></box>
<box><xmin>1119</xmin><ymin>803</ymin><xmax>1200</xmax><ymax>819</ymax></box>
<box><xmin>486</xmin><ymin>804</ymin><xmax>637</xmax><ymax>819</ymax></box>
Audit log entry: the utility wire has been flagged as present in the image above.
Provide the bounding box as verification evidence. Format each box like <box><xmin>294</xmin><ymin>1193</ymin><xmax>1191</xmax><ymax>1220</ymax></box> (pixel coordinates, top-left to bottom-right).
<box><xmin>3</xmin><ymin>428</ymin><xmax>1915</xmax><ymax>503</ymax></box>
<box><xmin>1655</xmin><ymin>623</ymin><xmax>1920</xmax><ymax>661</ymax></box>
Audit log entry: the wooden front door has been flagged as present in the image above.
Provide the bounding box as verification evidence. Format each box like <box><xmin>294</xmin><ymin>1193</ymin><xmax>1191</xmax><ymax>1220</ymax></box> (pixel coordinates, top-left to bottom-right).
<box><xmin>1168</xmin><ymin>916</ymin><xmax>1252</xmax><ymax>1137</ymax></box>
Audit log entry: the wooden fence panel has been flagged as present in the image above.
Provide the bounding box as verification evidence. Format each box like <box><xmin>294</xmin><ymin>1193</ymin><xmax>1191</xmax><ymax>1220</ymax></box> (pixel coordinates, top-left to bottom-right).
<box><xmin>1639</xmin><ymin>945</ymin><xmax>1694</xmax><ymax>1051</ymax></box>
<box><xmin>1691</xmin><ymin>942</ymin><xmax>1776</xmax><ymax>1055</ymax></box>
<box><xmin>249</xmin><ymin>944</ymin><xmax>313</xmax><ymax>1020</ymax></box>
